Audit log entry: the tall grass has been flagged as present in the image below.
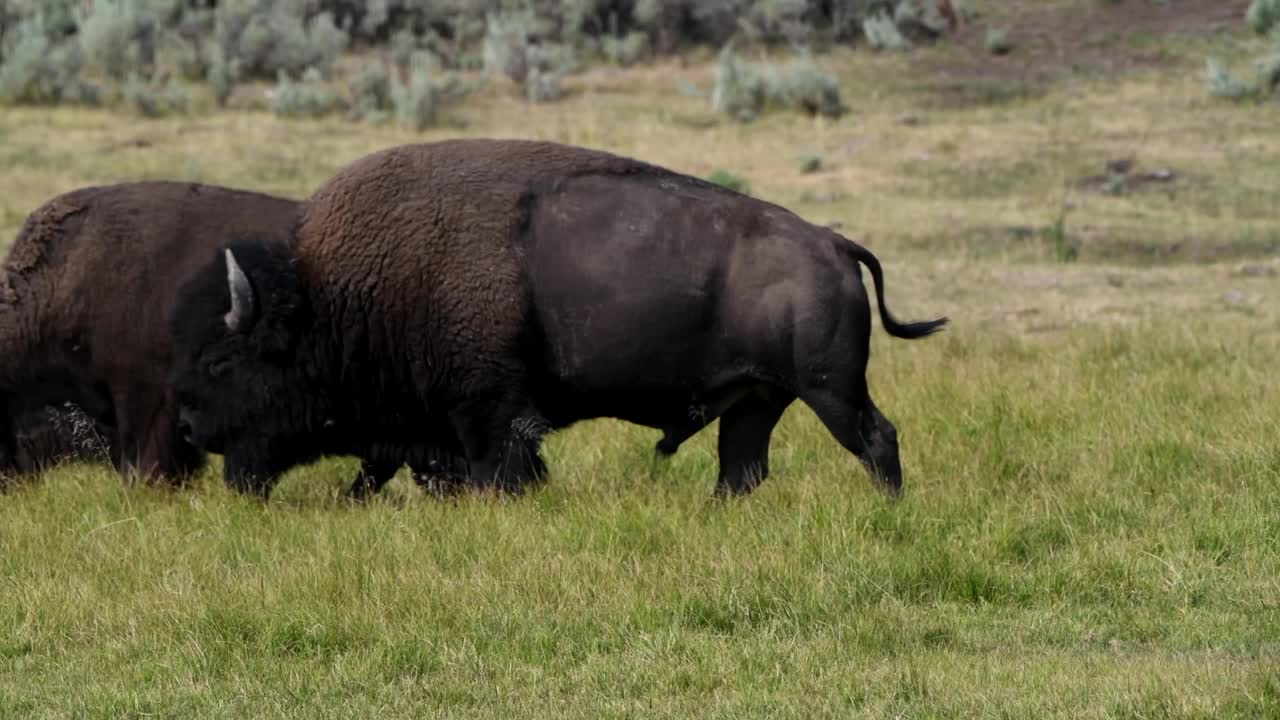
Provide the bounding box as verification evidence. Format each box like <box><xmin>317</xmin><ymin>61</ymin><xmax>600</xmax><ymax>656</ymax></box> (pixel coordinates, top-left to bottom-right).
<box><xmin>1</xmin><ymin>323</ymin><xmax>1277</xmax><ymax>717</ymax></box>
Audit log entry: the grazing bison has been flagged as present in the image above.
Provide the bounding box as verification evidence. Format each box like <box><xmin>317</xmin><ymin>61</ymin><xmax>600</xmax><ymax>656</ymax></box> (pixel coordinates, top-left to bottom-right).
<box><xmin>0</xmin><ymin>181</ymin><xmax>460</xmax><ymax>496</ymax></box>
<box><xmin>170</xmin><ymin>139</ymin><xmax>946</xmax><ymax>499</ymax></box>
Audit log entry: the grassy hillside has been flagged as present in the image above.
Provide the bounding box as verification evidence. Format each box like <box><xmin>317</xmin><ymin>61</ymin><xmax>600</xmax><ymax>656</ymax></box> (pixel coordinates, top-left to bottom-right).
<box><xmin>1</xmin><ymin>2</ymin><xmax>1278</xmax><ymax>717</ymax></box>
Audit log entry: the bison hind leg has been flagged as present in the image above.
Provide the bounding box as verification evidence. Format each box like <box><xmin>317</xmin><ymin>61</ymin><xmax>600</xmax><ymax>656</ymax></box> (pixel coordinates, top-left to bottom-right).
<box><xmin>801</xmin><ymin>384</ymin><xmax>903</xmax><ymax>499</ymax></box>
<box><xmin>713</xmin><ymin>388</ymin><xmax>793</xmax><ymax>497</ymax></box>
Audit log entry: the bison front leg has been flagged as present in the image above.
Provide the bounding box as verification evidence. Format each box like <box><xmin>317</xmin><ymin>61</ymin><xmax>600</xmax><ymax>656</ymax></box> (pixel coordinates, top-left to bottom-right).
<box><xmin>0</xmin><ymin>395</ymin><xmax>15</xmax><ymax>486</ymax></box>
<box><xmin>111</xmin><ymin>386</ymin><xmax>200</xmax><ymax>485</ymax></box>
<box><xmin>221</xmin><ymin>446</ymin><xmax>285</xmax><ymax>500</ymax></box>
<box><xmin>410</xmin><ymin>450</ymin><xmax>470</xmax><ymax>498</ymax></box>
<box><xmin>137</xmin><ymin>415</ymin><xmax>205</xmax><ymax>486</ymax></box>
<box><xmin>345</xmin><ymin>456</ymin><xmax>400</xmax><ymax>501</ymax></box>
<box><xmin>714</xmin><ymin>390</ymin><xmax>793</xmax><ymax>497</ymax></box>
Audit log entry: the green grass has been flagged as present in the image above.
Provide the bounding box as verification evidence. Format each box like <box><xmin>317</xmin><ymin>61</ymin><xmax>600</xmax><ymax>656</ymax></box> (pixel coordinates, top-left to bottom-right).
<box><xmin>3</xmin><ymin>4</ymin><xmax>1280</xmax><ymax>715</ymax></box>
<box><xmin>2</xmin><ymin>324</ymin><xmax>1278</xmax><ymax>718</ymax></box>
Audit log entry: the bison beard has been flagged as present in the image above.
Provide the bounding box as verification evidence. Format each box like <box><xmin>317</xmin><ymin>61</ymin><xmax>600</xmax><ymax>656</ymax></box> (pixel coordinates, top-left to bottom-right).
<box><xmin>170</xmin><ymin>139</ymin><xmax>946</xmax><ymax>500</ymax></box>
<box><xmin>0</xmin><ymin>182</ymin><xmax>462</xmax><ymax>497</ymax></box>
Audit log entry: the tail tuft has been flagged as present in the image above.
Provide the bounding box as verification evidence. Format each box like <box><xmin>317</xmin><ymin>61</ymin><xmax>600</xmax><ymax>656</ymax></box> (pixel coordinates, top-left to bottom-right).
<box><xmin>841</xmin><ymin>238</ymin><xmax>947</xmax><ymax>341</ymax></box>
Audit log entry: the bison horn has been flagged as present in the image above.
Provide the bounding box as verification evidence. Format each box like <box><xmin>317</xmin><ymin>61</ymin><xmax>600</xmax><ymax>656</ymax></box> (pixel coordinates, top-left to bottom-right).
<box><xmin>224</xmin><ymin>249</ymin><xmax>256</xmax><ymax>332</ymax></box>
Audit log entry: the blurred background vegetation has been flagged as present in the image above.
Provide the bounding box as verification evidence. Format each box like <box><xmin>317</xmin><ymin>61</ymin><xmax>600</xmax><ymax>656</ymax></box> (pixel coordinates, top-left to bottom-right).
<box><xmin>0</xmin><ymin>0</ymin><xmax>965</xmax><ymax>124</ymax></box>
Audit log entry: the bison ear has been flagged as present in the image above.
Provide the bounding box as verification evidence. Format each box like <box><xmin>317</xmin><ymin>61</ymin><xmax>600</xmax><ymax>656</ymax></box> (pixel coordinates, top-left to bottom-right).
<box><xmin>223</xmin><ymin>249</ymin><xmax>257</xmax><ymax>332</ymax></box>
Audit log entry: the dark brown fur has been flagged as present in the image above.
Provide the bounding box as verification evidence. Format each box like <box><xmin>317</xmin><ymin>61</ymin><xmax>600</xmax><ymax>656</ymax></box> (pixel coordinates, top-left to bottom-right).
<box><xmin>0</xmin><ymin>182</ymin><xmax>300</xmax><ymax>481</ymax></box>
<box><xmin>172</xmin><ymin>139</ymin><xmax>945</xmax><ymax>498</ymax></box>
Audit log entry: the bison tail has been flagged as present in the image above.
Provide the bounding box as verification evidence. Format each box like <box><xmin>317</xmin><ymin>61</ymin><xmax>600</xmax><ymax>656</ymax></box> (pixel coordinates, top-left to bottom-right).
<box><xmin>843</xmin><ymin>240</ymin><xmax>948</xmax><ymax>340</ymax></box>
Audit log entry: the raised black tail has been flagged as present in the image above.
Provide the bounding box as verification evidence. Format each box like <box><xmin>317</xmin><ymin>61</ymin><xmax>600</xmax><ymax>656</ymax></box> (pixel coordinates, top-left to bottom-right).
<box><xmin>843</xmin><ymin>239</ymin><xmax>948</xmax><ymax>339</ymax></box>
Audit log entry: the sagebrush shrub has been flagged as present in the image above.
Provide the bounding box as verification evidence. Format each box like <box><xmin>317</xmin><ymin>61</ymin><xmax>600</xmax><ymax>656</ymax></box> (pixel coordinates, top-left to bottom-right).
<box><xmin>213</xmin><ymin>3</ymin><xmax>348</xmax><ymax>80</ymax></box>
<box><xmin>711</xmin><ymin>44</ymin><xmax>767</xmax><ymax>121</ymax></box>
<box><xmin>205</xmin><ymin>46</ymin><xmax>241</xmax><ymax>107</ymax></box>
<box><xmin>1205</xmin><ymin>58</ymin><xmax>1257</xmax><ymax>100</ymax></box>
<box><xmin>863</xmin><ymin>11</ymin><xmax>908</xmax><ymax>50</ymax></box>
<box><xmin>707</xmin><ymin>169</ymin><xmax>751</xmax><ymax>194</ymax></box>
<box><xmin>482</xmin><ymin>11</ymin><xmax>572</xmax><ymax>103</ymax></box>
<box><xmin>350</xmin><ymin>60</ymin><xmax>392</xmax><ymax>120</ymax></box>
<box><xmin>122</xmin><ymin>71</ymin><xmax>189</xmax><ymax>117</ymax></box>
<box><xmin>525</xmin><ymin>66</ymin><xmax>563</xmax><ymax>103</ymax></box>
<box><xmin>766</xmin><ymin>56</ymin><xmax>846</xmax><ymax>118</ymax></box>
<box><xmin>271</xmin><ymin>67</ymin><xmax>344</xmax><ymax>118</ymax></box>
<box><xmin>391</xmin><ymin>53</ymin><xmax>446</xmax><ymax>130</ymax></box>
<box><xmin>1248</xmin><ymin>0</ymin><xmax>1280</xmax><ymax>36</ymax></box>
<box><xmin>0</xmin><ymin>18</ymin><xmax>93</xmax><ymax>106</ymax></box>
<box><xmin>712</xmin><ymin>45</ymin><xmax>845</xmax><ymax>121</ymax></box>
<box><xmin>985</xmin><ymin>27</ymin><xmax>1012</xmax><ymax>55</ymax></box>
<box><xmin>76</xmin><ymin>0</ymin><xmax>158</xmax><ymax>80</ymax></box>
<box><xmin>602</xmin><ymin>31</ymin><xmax>649</xmax><ymax>67</ymax></box>
<box><xmin>0</xmin><ymin>0</ymin><xmax>926</xmax><ymax>110</ymax></box>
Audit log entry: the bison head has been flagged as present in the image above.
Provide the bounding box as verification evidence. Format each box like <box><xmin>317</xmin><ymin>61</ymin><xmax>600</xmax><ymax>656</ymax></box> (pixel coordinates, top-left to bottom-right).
<box><xmin>169</xmin><ymin>239</ymin><xmax>329</xmax><ymax>496</ymax></box>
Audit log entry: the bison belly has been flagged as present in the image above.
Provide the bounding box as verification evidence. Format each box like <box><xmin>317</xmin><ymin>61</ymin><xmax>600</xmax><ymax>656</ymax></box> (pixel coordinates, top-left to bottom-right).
<box><xmin>521</xmin><ymin>174</ymin><xmax>805</xmax><ymax>432</ymax></box>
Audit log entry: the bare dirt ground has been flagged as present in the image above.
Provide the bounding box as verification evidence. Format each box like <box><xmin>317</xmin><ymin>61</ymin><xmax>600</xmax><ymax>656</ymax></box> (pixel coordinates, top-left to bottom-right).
<box><xmin>919</xmin><ymin>0</ymin><xmax>1251</xmax><ymax>98</ymax></box>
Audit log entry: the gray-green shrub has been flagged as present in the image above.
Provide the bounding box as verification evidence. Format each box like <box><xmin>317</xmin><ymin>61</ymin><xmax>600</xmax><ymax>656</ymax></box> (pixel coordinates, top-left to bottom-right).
<box><xmin>483</xmin><ymin>11</ymin><xmax>573</xmax><ymax>103</ymax></box>
<box><xmin>271</xmin><ymin>67</ymin><xmax>345</xmax><ymax>118</ymax></box>
<box><xmin>711</xmin><ymin>44</ymin><xmax>767</xmax><ymax>121</ymax></box>
<box><xmin>122</xmin><ymin>71</ymin><xmax>189</xmax><ymax>117</ymax></box>
<box><xmin>1205</xmin><ymin>58</ymin><xmax>1258</xmax><ymax>100</ymax></box>
<box><xmin>350</xmin><ymin>60</ymin><xmax>392</xmax><ymax>120</ymax></box>
<box><xmin>0</xmin><ymin>17</ymin><xmax>92</xmax><ymax>106</ymax></box>
<box><xmin>712</xmin><ymin>45</ymin><xmax>845</xmax><ymax>121</ymax></box>
<box><xmin>76</xmin><ymin>0</ymin><xmax>159</xmax><ymax>81</ymax></box>
<box><xmin>986</xmin><ymin>27</ymin><xmax>1012</xmax><ymax>55</ymax></box>
<box><xmin>766</xmin><ymin>55</ymin><xmax>846</xmax><ymax>117</ymax></box>
<box><xmin>211</xmin><ymin>2</ymin><xmax>348</xmax><ymax>80</ymax></box>
<box><xmin>205</xmin><ymin>47</ymin><xmax>241</xmax><ymax>107</ymax></box>
<box><xmin>1247</xmin><ymin>0</ymin><xmax>1280</xmax><ymax>36</ymax></box>
<box><xmin>0</xmin><ymin>0</ymin><xmax>954</xmax><ymax>110</ymax></box>
<box><xmin>707</xmin><ymin>169</ymin><xmax>751</xmax><ymax>194</ymax></box>
<box><xmin>390</xmin><ymin>52</ymin><xmax>456</xmax><ymax>130</ymax></box>
<box><xmin>863</xmin><ymin>11</ymin><xmax>908</xmax><ymax>51</ymax></box>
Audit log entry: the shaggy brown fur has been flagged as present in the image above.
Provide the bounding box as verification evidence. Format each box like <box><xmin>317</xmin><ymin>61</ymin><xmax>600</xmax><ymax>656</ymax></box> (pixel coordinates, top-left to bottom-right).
<box><xmin>0</xmin><ymin>181</ymin><xmax>467</xmax><ymax>495</ymax></box>
<box><xmin>0</xmin><ymin>182</ymin><xmax>301</xmax><ymax>482</ymax></box>
<box><xmin>171</xmin><ymin>139</ymin><xmax>945</xmax><ymax>498</ymax></box>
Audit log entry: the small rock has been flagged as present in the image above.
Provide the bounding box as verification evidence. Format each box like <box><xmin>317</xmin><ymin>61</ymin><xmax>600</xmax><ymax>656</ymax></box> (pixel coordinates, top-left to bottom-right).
<box><xmin>1107</xmin><ymin>274</ymin><xmax>1125</xmax><ymax>288</ymax></box>
<box><xmin>1106</xmin><ymin>158</ymin><xmax>1134</xmax><ymax>175</ymax></box>
<box><xmin>897</xmin><ymin>114</ymin><xmax>922</xmax><ymax>126</ymax></box>
<box><xmin>1145</xmin><ymin>168</ymin><xmax>1175</xmax><ymax>182</ymax></box>
<box><xmin>1222</xmin><ymin>290</ymin><xmax>1245</xmax><ymax>306</ymax></box>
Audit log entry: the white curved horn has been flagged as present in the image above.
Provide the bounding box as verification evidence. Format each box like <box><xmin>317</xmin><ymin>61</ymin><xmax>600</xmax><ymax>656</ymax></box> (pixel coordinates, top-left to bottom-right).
<box><xmin>224</xmin><ymin>249</ymin><xmax>256</xmax><ymax>332</ymax></box>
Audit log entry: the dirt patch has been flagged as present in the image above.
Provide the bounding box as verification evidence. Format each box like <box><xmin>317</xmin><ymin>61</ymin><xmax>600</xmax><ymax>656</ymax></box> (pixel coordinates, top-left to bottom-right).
<box><xmin>915</xmin><ymin>0</ymin><xmax>1250</xmax><ymax>106</ymax></box>
<box><xmin>1075</xmin><ymin>157</ymin><xmax>1183</xmax><ymax>196</ymax></box>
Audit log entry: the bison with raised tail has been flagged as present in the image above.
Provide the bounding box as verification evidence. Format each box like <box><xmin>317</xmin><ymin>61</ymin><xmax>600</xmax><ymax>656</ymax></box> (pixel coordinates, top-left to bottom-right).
<box><xmin>170</xmin><ymin>139</ymin><xmax>946</xmax><ymax>499</ymax></box>
<box><xmin>0</xmin><ymin>182</ymin><xmax>462</xmax><ymax>496</ymax></box>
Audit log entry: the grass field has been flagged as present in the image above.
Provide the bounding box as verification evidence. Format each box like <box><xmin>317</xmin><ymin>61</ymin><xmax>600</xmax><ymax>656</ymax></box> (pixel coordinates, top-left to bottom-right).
<box><xmin>2</xmin><ymin>2</ymin><xmax>1280</xmax><ymax>717</ymax></box>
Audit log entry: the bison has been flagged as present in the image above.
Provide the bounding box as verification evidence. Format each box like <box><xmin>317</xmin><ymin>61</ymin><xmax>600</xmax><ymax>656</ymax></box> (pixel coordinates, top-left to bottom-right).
<box><xmin>169</xmin><ymin>139</ymin><xmax>946</xmax><ymax>499</ymax></box>
<box><xmin>0</xmin><ymin>181</ymin><xmax>462</xmax><ymax>497</ymax></box>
